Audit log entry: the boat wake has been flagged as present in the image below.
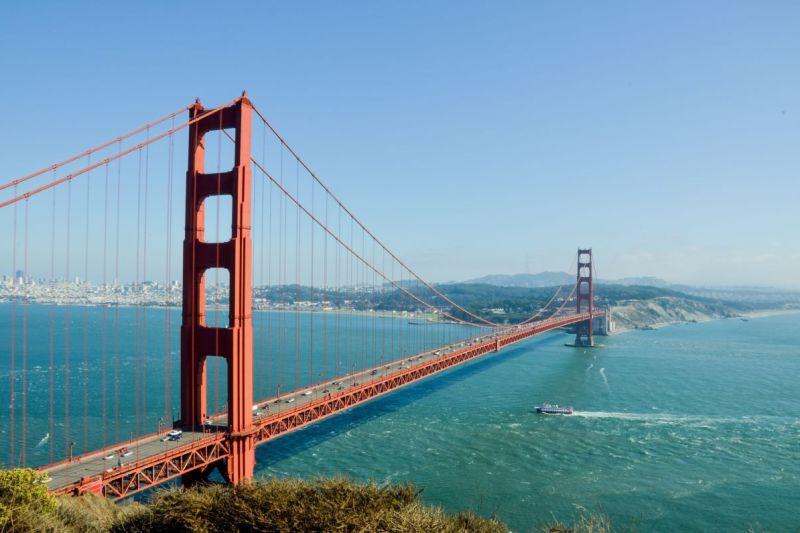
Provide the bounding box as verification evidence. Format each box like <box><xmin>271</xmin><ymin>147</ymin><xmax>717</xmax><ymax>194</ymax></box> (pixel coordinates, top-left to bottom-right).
<box><xmin>571</xmin><ymin>411</ymin><xmax>787</xmax><ymax>426</ymax></box>
<box><xmin>36</xmin><ymin>432</ymin><xmax>49</xmax><ymax>448</ymax></box>
<box><xmin>599</xmin><ymin>367</ymin><xmax>610</xmax><ymax>391</ymax></box>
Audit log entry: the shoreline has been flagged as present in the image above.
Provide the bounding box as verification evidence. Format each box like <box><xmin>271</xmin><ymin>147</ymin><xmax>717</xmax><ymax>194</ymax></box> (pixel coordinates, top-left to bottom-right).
<box><xmin>610</xmin><ymin>307</ymin><xmax>800</xmax><ymax>335</ymax></box>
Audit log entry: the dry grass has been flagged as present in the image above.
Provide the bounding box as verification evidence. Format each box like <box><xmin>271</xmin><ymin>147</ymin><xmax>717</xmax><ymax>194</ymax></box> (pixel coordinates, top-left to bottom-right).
<box><xmin>1</xmin><ymin>472</ymin><xmax>622</xmax><ymax>532</ymax></box>
<box><xmin>2</xmin><ymin>476</ymin><xmax>507</xmax><ymax>532</ymax></box>
<box><xmin>113</xmin><ymin>477</ymin><xmax>506</xmax><ymax>532</ymax></box>
<box><xmin>541</xmin><ymin>513</ymin><xmax>615</xmax><ymax>533</ymax></box>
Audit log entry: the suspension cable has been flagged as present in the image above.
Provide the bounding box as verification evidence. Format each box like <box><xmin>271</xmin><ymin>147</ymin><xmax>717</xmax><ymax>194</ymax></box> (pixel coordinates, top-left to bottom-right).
<box><xmin>1</xmin><ymin>105</ymin><xmax>190</xmax><ymax>193</ymax></box>
<box><xmin>0</xmin><ymin>98</ymin><xmax>241</xmax><ymax>209</ymax></box>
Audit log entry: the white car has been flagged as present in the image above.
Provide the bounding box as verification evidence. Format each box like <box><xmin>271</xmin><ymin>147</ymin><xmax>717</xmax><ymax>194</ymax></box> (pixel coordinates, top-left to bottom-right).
<box><xmin>301</xmin><ymin>390</ymin><xmax>312</xmax><ymax>396</ymax></box>
<box><xmin>285</xmin><ymin>398</ymin><xmax>295</xmax><ymax>404</ymax></box>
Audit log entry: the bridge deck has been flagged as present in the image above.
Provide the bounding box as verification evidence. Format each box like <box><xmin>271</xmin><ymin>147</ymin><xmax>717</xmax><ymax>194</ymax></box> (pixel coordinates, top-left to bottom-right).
<box><xmin>43</xmin><ymin>311</ymin><xmax>601</xmax><ymax>497</ymax></box>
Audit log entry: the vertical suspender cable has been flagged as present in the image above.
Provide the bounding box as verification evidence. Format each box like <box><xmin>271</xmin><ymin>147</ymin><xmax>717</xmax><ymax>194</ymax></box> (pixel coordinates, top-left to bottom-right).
<box><xmin>114</xmin><ymin>142</ymin><xmax>121</xmax><ymax>443</ymax></box>
<box><xmin>381</xmin><ymin>248</ymin><xmax>385</xmax><ymax>370</ymax></box>
<box><xmin>348</xmin><ymin>217</ymin><xmax>354</xmax><ymax>377</ymax></box>
<box><xmin>102</xmin><ymin>163</ymin><xmax>109</xmax><ymax>448</ymax></box>
<box><xmin>277</xmin><ymin>144</ymin><xmax>284</xmax><ymax>398</ymax></box>
<box><xmin>165</xmin><ymin>120</ymin><xmax>174</xmax><ymax>425</ymax></box>
<box><xmin>372</xmin><ymin>239</ymin><xmax>377</xmax><ymax>374</ymax></box>
<box><xmin>268</xmin><ymin>131</ymin><xmax>274</xmax><ymax>397</ymax></box>
<box><xmin>259</xmin><ymin>124</ymin><xmax>267</xmax><ymax>399</ymax></box>
<box><xmin>361</xmin><ymin>228</ymin><xmax>366</xmax><ymax>371</ymax></box>
<box><xmin>134</xmin><ymin>148</ymin><xmax>142</xmax><ymax>439</ymax></box>
<box><xmin>9</xmin><ymin>185</ymin><xmax>17</xmax><ymax>466</ymax></box>
<box><xmin>294</xmin><ymin>159</ymin><xmax>300</xmax><ymax>393</ymax></box>
<box><xmin>64</xmin><ymin>179</ymin><xmax>72</xmax><ymax>459</ymax></box>
<box><xmin>142</xmin><ymin>130</ymin><xmax>150</xmax><ymax>433</ymax></box>
<box><xmin>309</xmin><ymin>173</ymin><xmax>314</xmax><ymax>388</ymax></box>
<box><xmin>82</xmin><ymin>155</ymin><xmax>91</xmax><ymax>453</ymax></box>
<box><xmin>48</xmin><ymin>181</ymin><xmax>56</xmax><ymax>463</ymax></box>
<box><xmin>323</xmin><ymin>194</ymin><xmax>328</xmax><ymax>382</ymax></box>
<box><xmin>21</xmin><ymin>198</ymin><xmax>29</xmax><ymax>465</ymax></box>
<box><xmin>390</xmin><ymin>259</ymin><xmax>394</xmax><ymax>364</ymax></box>
<box><xmin>335</xmin><ymin>206</ymin><xmax>341</xmax><ymax>377</ymax></box>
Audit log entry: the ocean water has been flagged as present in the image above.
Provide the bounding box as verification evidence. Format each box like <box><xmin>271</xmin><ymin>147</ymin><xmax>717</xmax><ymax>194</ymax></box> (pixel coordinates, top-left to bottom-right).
<box><xmin>2</xmin><ymin>305</ymin><xmax>799</xmax><ymax>530</ymax></box>
<box><xmin>255</xmin><ymin>314</ymin><xmax>800</xmax><ymax>531</ymax></box>
<box><xmin>0</xmin><ymin>304</ymin><xmax>478</xmax><ymax>465</ymax></box>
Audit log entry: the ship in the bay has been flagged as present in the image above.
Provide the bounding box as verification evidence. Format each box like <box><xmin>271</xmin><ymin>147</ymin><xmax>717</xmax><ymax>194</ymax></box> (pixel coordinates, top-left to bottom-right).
<box><xmin>535</xmin><ymin>403</ymin><xmax>574</xmax><ymax>415</ymax></box>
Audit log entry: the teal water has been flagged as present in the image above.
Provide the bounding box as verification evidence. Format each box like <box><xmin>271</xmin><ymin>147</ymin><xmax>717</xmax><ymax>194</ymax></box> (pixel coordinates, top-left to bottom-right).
<box><xmin>2</xmin><ymin>306</ymin><xmax>799</xmax><ymax>530</ymax></box>
<box><xmin>0</xmin><ymin>304</ymin><xmax>477</xmax><ymax>465</ymax></box>
<box><xmin>254</xmin><ymin>314</ymin><xmax>800</xmax><ymax>531</ymax></box>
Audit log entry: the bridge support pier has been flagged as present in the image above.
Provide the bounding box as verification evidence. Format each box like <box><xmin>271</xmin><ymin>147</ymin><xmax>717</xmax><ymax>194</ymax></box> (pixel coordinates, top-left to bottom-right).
<box><xmin>574</xmin><ymin>248</ymin><xmax>595</xmax><ymax>347</ymax></box>
<box><xmin>181</xmin><ymin>95</ymin><xmax>255</xmax><ymax>485</ymax></box>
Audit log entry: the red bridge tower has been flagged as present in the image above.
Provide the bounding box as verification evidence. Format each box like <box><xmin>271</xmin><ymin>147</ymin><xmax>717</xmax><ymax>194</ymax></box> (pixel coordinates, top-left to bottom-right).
<box><xmin>574</xmin><ymin>248</ymin><xmax>594</xmax><ymax>347</ymax></box>
<box><xmin>180</xmin><ymin>96</ymin><xmax>254</xmax><ymax>484</ymax></box>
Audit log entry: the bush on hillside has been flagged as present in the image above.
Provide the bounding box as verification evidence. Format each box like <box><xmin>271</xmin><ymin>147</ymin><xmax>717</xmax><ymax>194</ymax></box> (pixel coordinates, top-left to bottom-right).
<box><xmin>0</xmin><ymin>468</ymin><xmax>56</xmax><ymax>531</ymax></box>
<box><xmin>0</xmin><ymin>472</ymin><xmax>505</xmax><ymax>533</ymax></box>
<box><xmin>113</xmin><ymin>477</ymin><xmax>505</xmax><ymax>533</ymax></box>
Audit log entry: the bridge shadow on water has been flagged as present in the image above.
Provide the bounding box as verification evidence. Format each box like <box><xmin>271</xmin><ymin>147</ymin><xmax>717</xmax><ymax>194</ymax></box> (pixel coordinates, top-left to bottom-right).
<box><xmin>255</xmin><ymin>332</ymin><xmax>568</xmax><ymax>470</ymax></box>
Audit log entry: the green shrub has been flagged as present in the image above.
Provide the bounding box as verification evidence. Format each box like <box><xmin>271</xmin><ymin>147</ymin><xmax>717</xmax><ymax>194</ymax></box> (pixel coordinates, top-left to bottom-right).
<box><xmin>0</xmin><ymin>468</ymin><xmax>56</xmax><ymax>530</ymax></box>
<box><xmin>0</xmin><ymin>472</ymin><xmax>507</xmax><ymax>532</ymax></box>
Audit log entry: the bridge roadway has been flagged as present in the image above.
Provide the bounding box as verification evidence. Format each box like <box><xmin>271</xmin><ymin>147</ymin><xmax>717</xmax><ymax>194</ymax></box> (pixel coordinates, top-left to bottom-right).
<box><xmin>42</xmin><ymin>311</ymin><xmax>601</xmax><ymax>498</ymax></box>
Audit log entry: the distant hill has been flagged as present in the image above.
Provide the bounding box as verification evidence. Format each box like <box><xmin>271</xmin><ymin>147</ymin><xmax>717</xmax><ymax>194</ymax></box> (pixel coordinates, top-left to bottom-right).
<box><xmin>465</xmin><ymin>272</ymin><xmax>675</xmax><ymax>289</ymax></box>
<box><xmin>610</xmin><ymin>276</ymin><xmax>672</xmax><ymax>288</ymax></box>
<box><xmin>464</xmin><ymin>271</ymin><xmax>572</xmax><ymax>288</ymax></box>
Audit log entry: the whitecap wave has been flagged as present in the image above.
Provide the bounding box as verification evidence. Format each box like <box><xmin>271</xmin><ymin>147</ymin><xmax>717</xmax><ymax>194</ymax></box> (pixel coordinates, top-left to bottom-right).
<box><xmin>36</xmin><ymin>432</ymin><xmax>49</xmax><ymax>448</ymax></box>
<box><xmin>599</xmin><ymin>367</ymin><xmax>610</xmax><ymax>390</ymax></box>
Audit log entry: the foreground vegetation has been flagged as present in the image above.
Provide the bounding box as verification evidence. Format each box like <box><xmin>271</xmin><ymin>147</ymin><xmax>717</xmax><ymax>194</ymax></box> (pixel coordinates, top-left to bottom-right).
<box><xmin>0</xmin><ymin>468</ymin><xmax>621</xmax><ymax>532</ymax></box>
<box><xmin>1</xmin><ymin>470</ymin><xmax>505</xmax><ymax>532</ymax></box>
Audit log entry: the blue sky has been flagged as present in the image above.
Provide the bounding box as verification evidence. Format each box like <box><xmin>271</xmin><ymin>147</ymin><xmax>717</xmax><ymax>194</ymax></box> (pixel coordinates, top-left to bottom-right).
<box><xmin>1</xmin><ymin>2</ymin><xmax>798</xmax><ymax>287</ymax></box>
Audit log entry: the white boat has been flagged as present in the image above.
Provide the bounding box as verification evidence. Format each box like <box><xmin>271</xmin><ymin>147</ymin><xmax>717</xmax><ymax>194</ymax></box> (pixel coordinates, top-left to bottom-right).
<box><xmin>535</xmin><ymin>403</ymin><xmax>574</xmax><ymax>415</ymax></box>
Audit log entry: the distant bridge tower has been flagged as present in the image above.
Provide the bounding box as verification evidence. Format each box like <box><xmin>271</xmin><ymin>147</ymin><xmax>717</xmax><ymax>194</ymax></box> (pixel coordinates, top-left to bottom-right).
<box><xmin>180</xmin><ymin>96</ymin><xmax>255</xmax><ymax>484</ymax></box>
<box><xmin>574</xmin><ymin>248</ymin><xmax>594</xmax><ymax>347</ymax></box>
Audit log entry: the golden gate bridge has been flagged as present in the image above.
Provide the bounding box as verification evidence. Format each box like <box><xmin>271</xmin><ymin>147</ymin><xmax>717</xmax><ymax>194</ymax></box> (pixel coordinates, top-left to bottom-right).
<box><xmin>0</xmin><ymin>94</ymin><xmax>604</xmax><ymax>498</ymax></box>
